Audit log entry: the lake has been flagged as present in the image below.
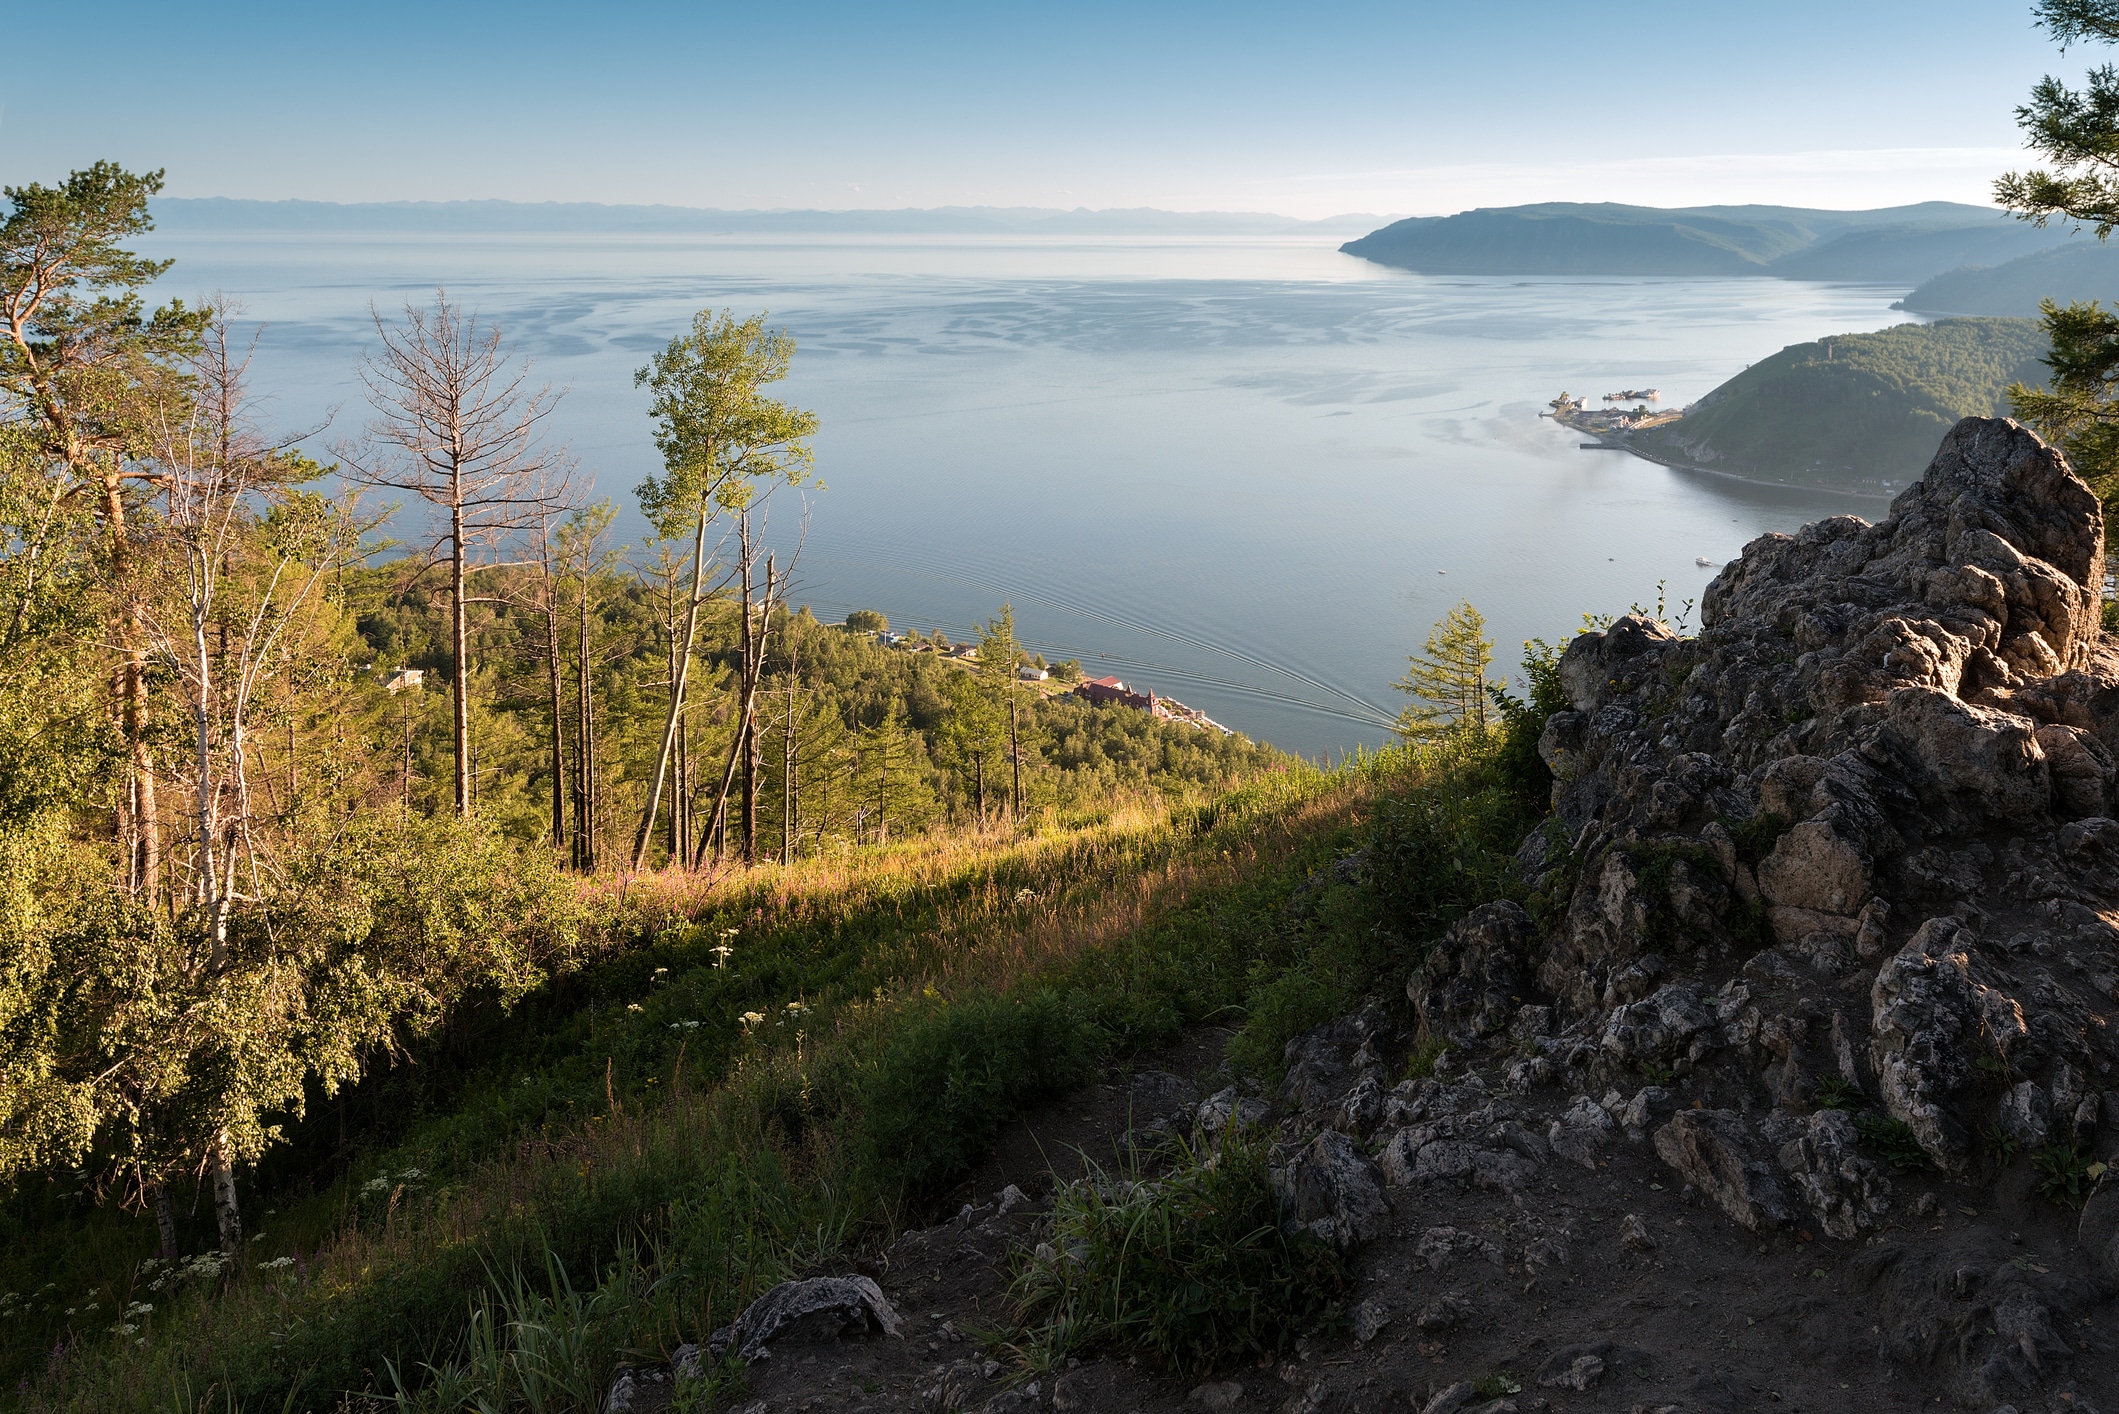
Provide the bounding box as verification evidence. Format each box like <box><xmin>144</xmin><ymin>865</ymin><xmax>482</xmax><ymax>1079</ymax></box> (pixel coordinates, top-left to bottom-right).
<box><xmin>141</xmin><ymin>228</ymin><xmax>1915</xmax><ymax>757</ymax></box>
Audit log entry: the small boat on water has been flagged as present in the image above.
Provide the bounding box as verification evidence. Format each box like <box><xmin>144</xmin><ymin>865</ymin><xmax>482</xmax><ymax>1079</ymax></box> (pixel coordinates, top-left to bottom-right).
<box><xmin>1695</xmin><ymin>556</ymin><xmax>1716</xmax><ymax>567</ymax></box>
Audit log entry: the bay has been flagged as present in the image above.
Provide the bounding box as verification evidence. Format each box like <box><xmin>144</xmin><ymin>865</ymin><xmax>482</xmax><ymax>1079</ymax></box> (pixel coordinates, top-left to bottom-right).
<box><xmin>141</xmin><ymin>229</ymin><xmax>1913</xmax><ymax>758</ymax></box>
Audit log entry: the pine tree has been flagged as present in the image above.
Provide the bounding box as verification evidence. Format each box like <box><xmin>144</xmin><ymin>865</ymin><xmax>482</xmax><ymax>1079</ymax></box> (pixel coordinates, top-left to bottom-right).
<box><xmin>1392</xmin><ymin>600</ymin><xmax>1493</xmax><ymax>741</ymax></box>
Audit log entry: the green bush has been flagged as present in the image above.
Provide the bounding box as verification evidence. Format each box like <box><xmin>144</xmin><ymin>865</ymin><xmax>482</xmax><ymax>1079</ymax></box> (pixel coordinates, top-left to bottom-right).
<box><xmin>852</xmin><ymin>991</ymin><xmax>1101</xmax><ymax>1205</ymax></box>
<box><xmin>1007</xmin><ymin>1128</ymin><xmax>1346</xmax><ymax>1376</ymax></box>
<box><xmin>2032</xmin><ymin>1142</ymin><xmax>2104</xmax><ymax>1209</ymax></box>
<box><xmin>1224</xmin><ymin>965</ymin><xmax>1349</xmax><ymax>1082</ymax></box>
<box><xmin>1811</xmin><ymin>1077</ymin><xmax>1863</xmax><ymax>1111</ymax></box>
<box><xmin>1855</xmin><ymin>1115</ymin><xmax>1933</xmax><ymax>1172</ymax></box>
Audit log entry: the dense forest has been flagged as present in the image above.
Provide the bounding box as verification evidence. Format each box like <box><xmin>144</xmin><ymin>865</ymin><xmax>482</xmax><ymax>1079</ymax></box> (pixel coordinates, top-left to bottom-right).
<box><xmin>1629</xmin><ymin>316</ymin><xmax>2050</xmax><ymax>490</ymax></box>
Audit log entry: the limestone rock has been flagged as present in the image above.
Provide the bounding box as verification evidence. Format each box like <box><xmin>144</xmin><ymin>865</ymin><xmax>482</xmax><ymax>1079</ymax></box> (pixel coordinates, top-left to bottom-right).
<box><xmin>1408</xmin><ymin>900</ymin><xmax>1539</xmax><ymax>1042</ymax></box>
<box><xmin>709</xmin><ymin>1274</ymin><xmax>902</xmax><ymax>1362</ymax></box>
<box><xmin>1283</xmin><ymin>1129</ymin><xmax>1390</xmax><ymax>1250</ymax></box>
<box><xmin>1765</xmin><ymin>1108</ymin><xmax>1891</xmax><ymax>1240</ymax></box>
<box><xmin>1195</xmin><ymin>1086</ymin><xmax>1271</xmax><ymax>1138</ymax></box>
<box><xmin>1870</xmin><ymin>919</ymin><xmax>2026</xmax><ymax>1173</ymax></box>
<box><xmin>1652</xmin><ymin>1109</ymin><xmax>1793</xmax><ymax>1232</ymax></box>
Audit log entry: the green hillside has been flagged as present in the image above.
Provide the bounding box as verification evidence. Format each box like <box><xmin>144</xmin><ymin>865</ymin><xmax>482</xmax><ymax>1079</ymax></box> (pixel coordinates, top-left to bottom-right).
<box><xmin>1630</xmin><ymin>318</ymin><xmax>2050</xmax><ymax>490</ymax></box>
<box><xmin>1898</xmin><ymin>240</ymin><xmax>2119</xmax><ymax>315</ymax></box>
<box><xmin>1340</xmin><ymin>202</ymin><xmax>2073</xmax><ymax>282</ymax></box>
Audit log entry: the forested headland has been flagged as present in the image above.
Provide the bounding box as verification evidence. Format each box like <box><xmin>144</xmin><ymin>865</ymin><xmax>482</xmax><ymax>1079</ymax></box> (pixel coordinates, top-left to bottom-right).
<box><xmin>1625</xmin><ymin>317</ymin><xmax>2049</xmax><ymax>491</ymax></box>
<box><xmin>1338</xmin><ymin>201</ymin><xmax>2080</xmax><ymax>282</ymax></box>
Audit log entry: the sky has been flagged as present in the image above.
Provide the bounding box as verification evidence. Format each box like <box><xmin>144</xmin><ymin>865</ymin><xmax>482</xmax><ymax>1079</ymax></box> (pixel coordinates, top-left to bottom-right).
<box><xmin>0</xmin><ymin>1</ymin><xmax>2088</xmax><ymax>217</ymax></box>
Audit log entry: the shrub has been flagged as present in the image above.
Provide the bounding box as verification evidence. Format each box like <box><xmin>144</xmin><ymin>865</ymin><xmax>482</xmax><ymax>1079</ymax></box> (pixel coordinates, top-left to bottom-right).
<box><xmin>1007</xmin><ymin>1128</ymin><xmax>1346</xmax><ymax>1376</ymax></box>
<box><xmin>1855</xmin><ymin>1115</ymin><xmax>1933</xmax><ymax>1172</ymax></box>
<box><xmin>1811</xmin><ymin>1077</ymin><xmax>1863</xmax><ymax>1111</ymax></box>
<box><xmin>1225</xmin><ymin>965</ymin><xmax>1348</xmax><ymax>1082</ymax></box>
<box><xmin>2032</xmin><ymin>1143</ymin><xmax>2104</xmax><ymax>1209</ymax></box>
<box><xmin>852</xmin><ymin>990</ymin><xmax>1100</xmax><ymax>1205</ymax></box>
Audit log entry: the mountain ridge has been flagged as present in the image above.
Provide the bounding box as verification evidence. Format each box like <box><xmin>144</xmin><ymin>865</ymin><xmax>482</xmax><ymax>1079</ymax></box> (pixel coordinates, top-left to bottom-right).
<box><xmin>148</xmin><ymin>197</ymin><xmax>1395</xmax><ymax>237</ymax></box>
<box><xmin>1341</xmin><ymin>201</ymin><xmax>2083</xmax><ymax>283</ymax></box>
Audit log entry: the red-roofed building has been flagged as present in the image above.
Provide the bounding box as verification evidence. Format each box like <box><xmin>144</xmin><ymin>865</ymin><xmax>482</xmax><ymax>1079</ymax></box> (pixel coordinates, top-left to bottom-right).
<box><xmin>1076</xmin><ymin>675</ymin><xmax>1156</xmax><ymax>712</ymax></box>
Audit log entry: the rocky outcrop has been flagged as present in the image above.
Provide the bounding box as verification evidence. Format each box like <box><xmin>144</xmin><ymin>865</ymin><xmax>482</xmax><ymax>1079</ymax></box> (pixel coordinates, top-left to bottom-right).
<box><xmin>1520</xmin><ymin>418</ymin><xmax>2119</xmax><ymax>1180</ymax></box>
<box><xmin>1237</xmin><ymin>418</ymin><xmax>2119</xmax><ymax>1408</ymax></box>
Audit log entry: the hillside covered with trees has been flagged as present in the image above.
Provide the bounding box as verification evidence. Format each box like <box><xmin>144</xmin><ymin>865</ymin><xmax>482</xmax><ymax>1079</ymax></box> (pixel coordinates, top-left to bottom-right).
<box><xmin>1339</xmin><ymin>201</ymin><xmax>2078</xmax><ymax>282</ymax></box>
<box><xmin>1627</xmin><ymin>317</ymin><xmax>2050</xmax><ymax>490</ymax></box>
<box><xmin>1897</xmin><ymin>239</ymin><xmax>2119</xmax><ymax>315</ymax></box>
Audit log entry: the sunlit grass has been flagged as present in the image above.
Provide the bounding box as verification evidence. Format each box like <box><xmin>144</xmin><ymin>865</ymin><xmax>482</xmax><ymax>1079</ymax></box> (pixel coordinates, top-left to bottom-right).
<box><xmin>13</xmin><ymin>747</ymin><xmax>1443</xmax><ymax>1414</ymax></box>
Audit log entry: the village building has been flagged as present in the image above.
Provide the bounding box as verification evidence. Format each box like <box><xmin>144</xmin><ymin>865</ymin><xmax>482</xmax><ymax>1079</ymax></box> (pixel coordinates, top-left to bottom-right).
<box><xmin>1075</xmin><ymin>674</ymin><xmax>1155</xmax><ymax>711</ymax></box>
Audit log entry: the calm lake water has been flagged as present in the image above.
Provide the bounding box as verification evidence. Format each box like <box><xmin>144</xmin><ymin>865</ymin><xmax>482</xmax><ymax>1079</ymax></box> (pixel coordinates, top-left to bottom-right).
<box><xmin>142</xmin><ymin>230</ymin><xmax>1916</xmax><ymax>757</ymax></box>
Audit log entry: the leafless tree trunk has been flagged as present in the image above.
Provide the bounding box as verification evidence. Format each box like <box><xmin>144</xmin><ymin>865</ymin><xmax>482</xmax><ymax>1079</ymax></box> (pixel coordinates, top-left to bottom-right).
<box><xmin>630</xmin><ymin>507</ymin><xmax>717</xmax><ymax>871</ymax></box>
<box><xmin>1009</xmin><ymin>689</ymin><xmax>1023</xmax><ymax>824</ymax></box>
<box><xmin>210</xmin><ymin>1131</ymin><xmax>241</xmax><ymax>1254</ymax></box>
<box><xmin>343</xmin><ymin>291</ymin><xmax>570</xmax><ymax>819</ymax></box>
<box><xmin>539</xmin><ymin>518</ymin><xmax>566</xmax><ymax>851</ymax></box>
<box><xmin>697</xmin><ymin>521</ymin><xmax>787</xmax><ymax>870</ymax></box>
<box><xmin>152</xmin><ymin>1183</ymin><xmax>178</xmax><ymax>1260</ymax></box>
<box><xmin>782</xmin><ymin>642</ymin><xmax>798</xmax><ymax>866</ymax></box>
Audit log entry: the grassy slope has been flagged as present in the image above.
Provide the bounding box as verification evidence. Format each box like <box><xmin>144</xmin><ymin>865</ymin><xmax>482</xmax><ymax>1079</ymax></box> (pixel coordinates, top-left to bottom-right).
<box><xmin>5</xmin><ymin>714</ymin><xmax>1549</xmax><ymax>1414</ymax></box>
<box><xmin>1630</xmin><ymin>317</ymin><xmax>2049</xmax><ymax>490</ymax></box>
<box><xmin>0</xmin><ymin>744</ymin><xmax>1421</xmax><ymax>1410</ymax></box>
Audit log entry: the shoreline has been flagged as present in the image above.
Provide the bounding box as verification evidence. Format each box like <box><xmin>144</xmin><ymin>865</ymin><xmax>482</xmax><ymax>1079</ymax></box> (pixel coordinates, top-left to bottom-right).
<box><xmin>1573</xmin><ymin>431</ymin><xmax>1898</xmax><ymax>504</ymax></box>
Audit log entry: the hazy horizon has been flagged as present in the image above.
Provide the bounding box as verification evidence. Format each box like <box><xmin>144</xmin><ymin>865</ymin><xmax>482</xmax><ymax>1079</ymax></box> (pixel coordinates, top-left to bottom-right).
<box><xmin>1</xmin><ymin>1</ymin><xmax>2076</xmax><ymax>218</ymax></box>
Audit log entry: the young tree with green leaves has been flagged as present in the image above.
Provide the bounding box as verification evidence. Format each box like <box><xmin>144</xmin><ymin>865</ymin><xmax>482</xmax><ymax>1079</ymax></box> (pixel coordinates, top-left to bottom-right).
<box><xmin>1392</xmin><ymin>600</ymin><xmax>1493</xmax><ymax>741</ymax></box>
<box><xmin>938</xmin><ymin>663</ymin><xmax>1006</xmax><ymax>823</ymax></box>
<box><xmin>977</xmin><ymin>604</ymin><xmax>1038</xmax><ymax>821</ymax></box>
<box><xmin>631</xmin><ymin>309</ymin><xmax>818</xmax><ymax>871</ymax></box>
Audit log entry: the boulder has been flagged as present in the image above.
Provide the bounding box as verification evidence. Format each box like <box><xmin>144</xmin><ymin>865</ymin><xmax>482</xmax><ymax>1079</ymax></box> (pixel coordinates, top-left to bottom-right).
<box><xmin>1870</xmin><ymin>919</ymin><xmax>2027</xmax><ymax>1173</ymax></box>
<box><xmin>708</xmin><ymin>1275</ymin><xmax>901</xmax><ymax>1362</ymax></box>
<box><xmin>1409</xmin><ymin>900</ymin><xmax>1540</xmax><ymax>1042</ymax></box>
<box><xmin>1282</xmin><ymin>1129</ymin><xmax>1391</xmax><ymax>1250</ymax></box>
<box><xmin>1652</xmin><ymin>1109</ymin><xmax>1793</xmax><ymax>1232</ymax></box>
<box><xmin>1765</xmin><ymin>1108</ymin><xmax>1891</xmax><ymax>1240</ymax></box>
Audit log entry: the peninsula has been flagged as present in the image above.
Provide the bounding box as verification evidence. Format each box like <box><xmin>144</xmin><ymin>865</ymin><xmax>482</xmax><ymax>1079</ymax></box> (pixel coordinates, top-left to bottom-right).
<box><xmin>1551</xmin><ymin>318</ymin><xmax>2050</xmax><ymax>493</ymax></box>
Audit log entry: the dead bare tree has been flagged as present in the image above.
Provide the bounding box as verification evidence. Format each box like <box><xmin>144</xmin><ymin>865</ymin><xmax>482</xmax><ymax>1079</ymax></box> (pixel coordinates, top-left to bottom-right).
<box><xmin>342</xmin><ymin>291</ymin><xmax>571</xmax><ymax>817</ymax></box>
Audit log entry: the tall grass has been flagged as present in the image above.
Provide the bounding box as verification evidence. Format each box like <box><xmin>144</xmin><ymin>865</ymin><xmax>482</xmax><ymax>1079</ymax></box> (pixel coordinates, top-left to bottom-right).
<box><xmin>10</xmin><ymin>736</ymin><xmax>1527</xmax><ymax>1414</ymax></box>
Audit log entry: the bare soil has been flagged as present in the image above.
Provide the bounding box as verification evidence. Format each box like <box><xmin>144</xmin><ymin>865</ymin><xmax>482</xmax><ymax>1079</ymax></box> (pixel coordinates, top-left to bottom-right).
<box><xmin>612</xmin><ymin>1025</ymin><xmax>2116</xmax><ymax>1414</ymax></box>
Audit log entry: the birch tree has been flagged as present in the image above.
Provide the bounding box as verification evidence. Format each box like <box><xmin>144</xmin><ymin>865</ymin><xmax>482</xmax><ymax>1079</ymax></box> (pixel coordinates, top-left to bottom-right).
<box><xmin>631</xmin><ymin>310</ymin><xmax>817</xmax><ymax>871</ymax></box>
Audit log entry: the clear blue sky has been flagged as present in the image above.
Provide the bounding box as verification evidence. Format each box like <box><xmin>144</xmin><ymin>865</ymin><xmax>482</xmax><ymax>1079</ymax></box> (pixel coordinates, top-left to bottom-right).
<box><xmin>0</xmin><ymin>1</ymin><xmax>2084</xmax><ymax>216</ymax></box>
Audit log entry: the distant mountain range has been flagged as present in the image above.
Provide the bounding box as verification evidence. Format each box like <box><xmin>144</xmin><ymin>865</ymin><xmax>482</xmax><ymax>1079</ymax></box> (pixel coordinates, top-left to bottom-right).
<box><xmin>1340</xmin><ymin>202</ymin><xmax>2083</xmax><ymax>285</ymax></box>
<box><xmin>150</xmin><ymin>198</ymin><xmax>1394</xmax><ymax>238</ymax></box>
